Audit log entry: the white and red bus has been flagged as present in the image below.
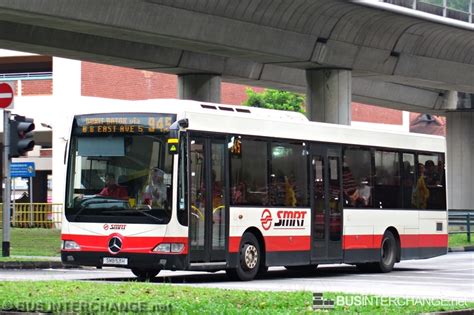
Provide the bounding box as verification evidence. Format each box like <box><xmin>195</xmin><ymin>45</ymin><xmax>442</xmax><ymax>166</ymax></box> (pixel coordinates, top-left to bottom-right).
<box><xmin>61</xmin><ymin>100</ymin><xmax>447</xmax><ymax>281</ymax></box>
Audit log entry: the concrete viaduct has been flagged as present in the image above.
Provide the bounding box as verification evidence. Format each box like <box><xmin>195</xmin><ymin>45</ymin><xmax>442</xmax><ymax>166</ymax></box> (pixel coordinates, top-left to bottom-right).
<box><xmin>0</xmin><ymin>0</ymin><xmax>472</xmax><ymax>209</ymax></box>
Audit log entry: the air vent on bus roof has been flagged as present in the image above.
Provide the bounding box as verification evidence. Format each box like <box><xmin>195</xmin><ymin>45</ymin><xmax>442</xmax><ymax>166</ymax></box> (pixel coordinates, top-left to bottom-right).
<box><xmin>201</xmin><ymin>104</ymin><xmax>217</xmax><ymax>110</ymax></box>
<box><xmin>235</xmin><ymin>108</ymin><xmax>251</xmax><ymax>113</ymax></box>
<box><xmin>200</xmin><ymin>104</ymin><xmax>251</xmax><ymax>114</ymax></box>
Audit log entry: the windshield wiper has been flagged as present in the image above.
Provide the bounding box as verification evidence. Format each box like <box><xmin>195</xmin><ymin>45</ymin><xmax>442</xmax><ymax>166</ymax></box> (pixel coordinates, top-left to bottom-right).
<box><xmin>71</xmin><ymin>197</ymin><xmax>127</xmax><ymax>221</ymax></box>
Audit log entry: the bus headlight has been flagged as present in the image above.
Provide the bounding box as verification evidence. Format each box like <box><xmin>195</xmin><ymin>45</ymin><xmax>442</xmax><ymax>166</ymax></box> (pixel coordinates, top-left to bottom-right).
<box><xmin>171</xmin><ymin>243</ymin><xmax>185</xmax><ymax>253</ymax></box>
<box><xmin>153</xmin><ymin>243</ymin><xmax>184</xmax><ymax>253</ymax></box>
<box><xmin>62</xmin><ymin>240</ymin><xmax>81</xmax><ymax>250</ymax></box>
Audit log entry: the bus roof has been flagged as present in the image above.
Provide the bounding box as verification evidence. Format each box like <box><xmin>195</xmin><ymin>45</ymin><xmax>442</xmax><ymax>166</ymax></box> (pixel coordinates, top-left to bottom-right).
<box><xmin>73</xmin><ymin>98</ymin><xmax>445</xmax><ymax>153</ymax></box>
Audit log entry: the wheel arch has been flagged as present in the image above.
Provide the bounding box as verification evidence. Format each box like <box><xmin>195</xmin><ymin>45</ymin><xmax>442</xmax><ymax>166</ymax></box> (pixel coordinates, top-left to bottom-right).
<box><xmin>243</xmin><ymin>227</ymin><xmax>266</xmax><ymax>266</ymax></box>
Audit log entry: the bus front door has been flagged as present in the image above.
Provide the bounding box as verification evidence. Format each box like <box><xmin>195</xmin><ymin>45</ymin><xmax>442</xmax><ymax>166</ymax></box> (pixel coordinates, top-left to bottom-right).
<box><xmin>310</xmin><ymin>145</ymin><xmax>343</xmax><ymax>262</ymax></box>
<box><xmin>189</xmin><ymin>136</ymin><xmax>227</xmax><ymax>263</ymax></box>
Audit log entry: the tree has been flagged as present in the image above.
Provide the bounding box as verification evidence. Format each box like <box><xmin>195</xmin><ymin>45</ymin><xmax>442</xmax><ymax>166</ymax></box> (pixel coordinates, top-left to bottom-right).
<box><xmin>242</xmin><ymin>88</ymin><xmax>305</xmax><ymax>113</ymax></box>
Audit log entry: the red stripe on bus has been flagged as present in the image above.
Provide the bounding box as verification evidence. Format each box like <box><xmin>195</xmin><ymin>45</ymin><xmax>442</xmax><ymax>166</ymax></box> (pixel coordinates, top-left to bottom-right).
<box><xmin>343</xmin><ymin>234</ymin><xmax>448</xmax><ymax>249</ymax></box>
<box><xmin>265</xmin><ymin>236</ymin><xmax>310</xmax><ymax>251</ymax></box>
<box><xmin>229</xmin><ymin>237</ymin><xmax>241</xmax><ymax>253</ymax></box>
<box><xmin>400</xmin><ymin>234</ymin><xmax>448</xmax><ymax>248</ymax></box>
<box><xmin>229</xmin><ymin>236</ymin><xmax>310</xmax><ymax>253</ymax></box>
<box><xmin>61</xmin><ymin>234</ymin><xmax>188</xmax><ymax>254</ymax></box>
<box><xmin>343</xmin><ymin>235</ymin><xmax>381</xmax><ymax>250</ymax></box>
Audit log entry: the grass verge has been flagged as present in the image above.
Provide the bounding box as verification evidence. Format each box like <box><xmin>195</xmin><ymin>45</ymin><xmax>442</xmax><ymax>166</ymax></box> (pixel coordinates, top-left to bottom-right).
<box><xmin>10</xmin><ymin>228</ymin><xmax>60</xmax><ymax>257</ymax></box>
<box><xmin>0</xmin><ymin>281</ymin><xmax>472</xmax><ymax>314</ymax></box>
<box><xmin>449</xmin><ymin>233</ymin><xmax>474</xmax><ymax>248</ymax></box>
<box><xmin>0</xmin><ymin>257</ymin><xmax>58</xmax><ymax>262</ymax></box>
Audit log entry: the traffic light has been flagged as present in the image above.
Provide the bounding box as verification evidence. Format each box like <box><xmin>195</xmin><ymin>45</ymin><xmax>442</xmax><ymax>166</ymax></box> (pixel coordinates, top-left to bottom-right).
<box><xmin>9</xmin><ymin>115</ymin><xmax>35</xmax><ymax>157</ymax></box>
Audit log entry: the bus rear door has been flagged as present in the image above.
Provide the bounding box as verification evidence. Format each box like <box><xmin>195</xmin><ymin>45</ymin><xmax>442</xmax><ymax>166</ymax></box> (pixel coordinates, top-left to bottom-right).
<box><xmin>310</xmin><ymin>144</ymin><xmax>343</xmax><ymax>262</ymax></box>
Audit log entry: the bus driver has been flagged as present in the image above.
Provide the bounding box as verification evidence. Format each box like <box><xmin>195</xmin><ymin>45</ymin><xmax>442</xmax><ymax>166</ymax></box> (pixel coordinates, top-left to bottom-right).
<box><xmin>97</xmin><ymin>173</ymin><xmax>128</xmax><ymax>200</ymax></box>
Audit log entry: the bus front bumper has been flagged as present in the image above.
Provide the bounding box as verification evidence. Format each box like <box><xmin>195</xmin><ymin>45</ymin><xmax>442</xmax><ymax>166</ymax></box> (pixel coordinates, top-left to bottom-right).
<box><xmin>61</xmin><ymin>251</ymin><xmax>187</xmax><ymax>270</ymax></box>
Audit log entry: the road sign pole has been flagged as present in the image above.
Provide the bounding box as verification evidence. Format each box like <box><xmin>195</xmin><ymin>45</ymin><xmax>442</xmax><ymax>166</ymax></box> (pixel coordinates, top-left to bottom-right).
<box><xmin>11</xmin><ymin>178</ymin><xmax>15</xmax><ymax>226</ymax></box>
<box><xmin>29</xmin><ymin>177</ymin><xmax>33</xmax><ymax>227</ymax></box>
<box><xmin>2</xmin><ymin>110</ymin><xmax>11</xmax><ymax>257</ymax></box>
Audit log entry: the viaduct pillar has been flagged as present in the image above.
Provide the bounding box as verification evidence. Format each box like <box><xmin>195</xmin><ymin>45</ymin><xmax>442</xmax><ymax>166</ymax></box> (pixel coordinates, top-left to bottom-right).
<box><xmin>178</xmin><ymin>74</ymin><xmax>221</xmax><ymax>103</ymax></box>
<box><xmin>446</xmin><ymin>111</ymin><xmax>474</xmax><ymax>210</ymax></box>
<box><xmin>306</xmin><ymin>69</ymin><xmax>351</xmax><ymax>125</ymax></box>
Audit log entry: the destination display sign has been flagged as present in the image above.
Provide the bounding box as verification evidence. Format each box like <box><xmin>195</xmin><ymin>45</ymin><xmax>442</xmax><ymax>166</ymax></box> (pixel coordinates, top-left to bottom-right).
<box><xmin>73</xmin><ymin>113</ymin><xmax>176</xmax><ymax>135</ymax></box>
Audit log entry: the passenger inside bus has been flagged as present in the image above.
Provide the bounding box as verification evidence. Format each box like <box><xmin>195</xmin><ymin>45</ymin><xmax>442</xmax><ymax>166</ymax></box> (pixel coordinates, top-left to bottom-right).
<box><xmin>412</xmin><ymin>163</ymin><xmax>430</xmax><ymax>209</ymax></box>
<box><xmin>231</xmin><ymin>182</ymin><xmax>246</xmax><ymax>204</ymax></box>
<box><xmin>342</xmin><ymin>164</ymin><xmax>357</xmax><ymax>205</ymax></box>
<box><xmin>142</xmin><ymin>168</ymin><xmax>167</xmax><ymax>208</ymax></box>
<box><xmin>424</xmin><ymin>160</ymin><xmax>440</xmax><ymax>186</ymax></box>
<box><xmin>350</xmin><ymin>178</ymin><xmax>371</xmax><ymax>207</ymax></box>
<box><xmin>97</xmin><ymin>173</ymin><xmax>128</xmax><ymax>200</ymax></box>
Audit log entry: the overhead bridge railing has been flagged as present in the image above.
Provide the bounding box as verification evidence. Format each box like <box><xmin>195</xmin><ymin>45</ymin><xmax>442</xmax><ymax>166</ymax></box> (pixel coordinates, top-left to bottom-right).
<box><xmin>448</xmin><ymin>210</ymin><xmax>473</xmax><ymax>243</ymax></box>
<box><xmin>381</xmin><ymin>0</ymin><xmax>473</xmax><ymax>23</ymax></box>
<box><xmin>0</xmin><ymin>203</ymin><xmax>62</xmax><ymax>229</ymax></box>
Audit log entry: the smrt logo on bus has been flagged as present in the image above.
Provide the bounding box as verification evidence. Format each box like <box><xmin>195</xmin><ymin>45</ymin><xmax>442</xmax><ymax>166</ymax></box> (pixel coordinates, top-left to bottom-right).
<box><xmin>260</xmin><ymin>209</ymin><xmax>307</xmax><ymax>230</ymax></box>
<box><xmin>274</xmin><ymin>210</ymin><xmax>306</xmax><ymax>229</ymax></box>
<box><xmin>103</xmin><ymin>224</ymin><xmax>127</xmax><ymax>231</ymax></box>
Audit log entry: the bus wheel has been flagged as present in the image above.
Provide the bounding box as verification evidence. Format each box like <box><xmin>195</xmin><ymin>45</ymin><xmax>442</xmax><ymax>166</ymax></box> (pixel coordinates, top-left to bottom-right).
<box><xmin>131</xmin><ymin>268</ymin><xmax>160</xmax><ymax>281</ymax></box>
<box><xmin>284</xmin><ymin>264</ymin><xmax>318</xmax><ymax>272</ymax></box>
<box><xmin>226</xmin><ymin>233</ymin><xmax>260</xmax><ymax>281</ymax></box>
<box><xmin>358</xmin><ymin>231</ymin><xmax>397</xmax><ymax>273</ymax></box>
<box><xmin>378</xmin><ymin>231</ymin><xmax>397</xmax><ymax>273</ymax></box>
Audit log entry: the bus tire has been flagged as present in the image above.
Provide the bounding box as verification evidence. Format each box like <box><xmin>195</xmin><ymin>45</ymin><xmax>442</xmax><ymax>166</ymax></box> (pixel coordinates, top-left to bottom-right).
<box><xmin>284</xmin><ymin>264</ymin><xmax>318</xmax><ymax>272</ymax></box>
<box><xmin>356</xmin><ymin>231</ymin><xmax>397</xmax><ymax>273</ymax></box>
<box><xmin>226</xmin><ymin>233</ymin><xmax>260</xmax><ymax>281</ymax></box>
<box><xmin>131</xmin><ymin>268</ymin><xmax>160</xmax><ymax>281</ymax></box>
<box><xmin>377</xmin><ymin>230</ymin><xmax>397</xmax><ymax>273</ymax></box>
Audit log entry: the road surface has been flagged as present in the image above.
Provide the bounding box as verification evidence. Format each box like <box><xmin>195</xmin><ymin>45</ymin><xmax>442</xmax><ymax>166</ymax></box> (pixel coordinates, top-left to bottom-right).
<box><xmin>0</xmin><ymin>252</ymin><xmax>472</xmax><ymax>301</ymax></box>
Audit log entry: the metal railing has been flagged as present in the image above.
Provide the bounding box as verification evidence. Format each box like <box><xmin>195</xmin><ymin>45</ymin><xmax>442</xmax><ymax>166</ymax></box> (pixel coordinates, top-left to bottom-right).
<box><xmin>0</xmin><ymin>203</ymin><xmax>62</xmax><ymax>229</ymax></box>
<box><xmin>0</xmin><ymin>72</ymin><xmax>53</xmax><ymax>81</ymax></box>
<box><xmin>448</xmin><ymin>210</ymin><xmax>473</xmax><ymax>242</ymax></box>
<box><xmin>382</xmin><ymin>0</ymin><xmax>473</xmax><ymax>23</ymax></box>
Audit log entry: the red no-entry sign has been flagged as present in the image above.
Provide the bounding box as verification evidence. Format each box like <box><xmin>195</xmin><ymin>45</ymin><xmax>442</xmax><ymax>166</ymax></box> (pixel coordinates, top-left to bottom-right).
<box><xmin>0</xmin><ymin>83</ymin><xmax>14</xmax><ymax>109</ymax></box>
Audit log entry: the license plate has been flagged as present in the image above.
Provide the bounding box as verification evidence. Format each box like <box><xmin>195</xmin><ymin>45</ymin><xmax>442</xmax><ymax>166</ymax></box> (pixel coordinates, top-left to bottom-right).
<box><xmin>103</xmin><ymin>257</ymin><xmax>128</xmax><ymax>265</ymax></box>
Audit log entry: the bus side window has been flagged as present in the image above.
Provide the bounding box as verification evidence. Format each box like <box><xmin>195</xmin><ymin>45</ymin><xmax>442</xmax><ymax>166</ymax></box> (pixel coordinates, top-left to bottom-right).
<box><xmin>374</xmin><ymin>150</ymin><xmax>401</xmax><ymax>209</ymax></box>
<box><xmin>343</xmin><ymin>148</ymin><xmax>373</xmax><ymax>208</ymax></box>
<box><xmin>417</xmin><ymin>153</ymin><xmax>446</xmax><ymax>210</ymax></box>
<box><xmin>269</xmin><ymin>142</ymin><xmax>308</xmax><ymax>207</ymax></box>
<box><xmin>230</xmin><ymin>137</ymin><xmax>268</xmax><ymax>206</ymax></box>
<box><xmin>402</xmin><ymin>153</ymin><xmax>415</xmax><ymax>209</ymax></box>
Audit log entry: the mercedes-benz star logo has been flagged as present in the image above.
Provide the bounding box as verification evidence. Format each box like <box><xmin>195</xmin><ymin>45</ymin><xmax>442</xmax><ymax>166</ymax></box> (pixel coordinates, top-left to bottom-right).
<box><xmin>108</xmin><ymin>236</ymin><xmax>123</xmax><ymax>254</ymax></box>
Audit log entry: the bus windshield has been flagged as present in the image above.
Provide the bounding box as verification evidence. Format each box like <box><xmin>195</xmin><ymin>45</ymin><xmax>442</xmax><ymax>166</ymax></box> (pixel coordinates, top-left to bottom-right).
<box><xmin>65</xmin><ymin>113</ymin><xmax>175</xmax><ymax>224</ymax></box>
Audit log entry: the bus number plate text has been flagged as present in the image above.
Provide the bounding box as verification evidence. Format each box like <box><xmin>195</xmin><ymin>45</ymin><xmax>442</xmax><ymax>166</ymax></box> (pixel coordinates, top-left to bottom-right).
<box><xmin>103</xmin><ymin>257</ymin><xmax>128</xmax><ymax>265</ymax></box>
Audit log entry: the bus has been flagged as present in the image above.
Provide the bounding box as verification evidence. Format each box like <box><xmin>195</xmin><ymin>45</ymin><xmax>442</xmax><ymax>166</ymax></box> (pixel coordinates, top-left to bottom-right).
<box><xmin>61</xmin><ymin>100</ymin><xmax>447</xmax><ymax>281</ymax></box>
